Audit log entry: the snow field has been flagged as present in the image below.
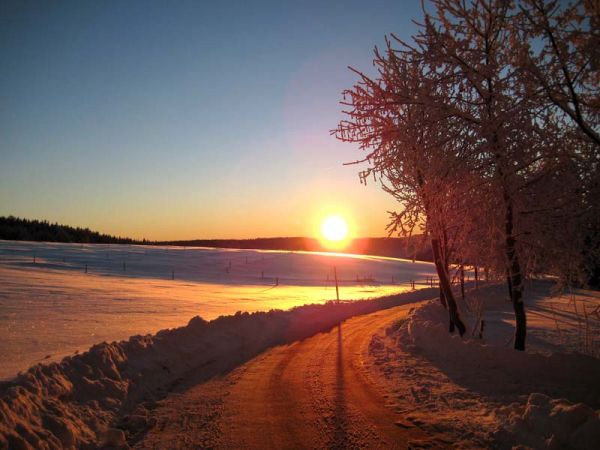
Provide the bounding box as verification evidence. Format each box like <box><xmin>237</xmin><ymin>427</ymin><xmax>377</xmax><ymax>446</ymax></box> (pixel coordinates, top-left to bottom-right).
<box><xmin>0</xmin><ymin>240</ymin><xmax>437</xmax><ymax>379</ymax></box>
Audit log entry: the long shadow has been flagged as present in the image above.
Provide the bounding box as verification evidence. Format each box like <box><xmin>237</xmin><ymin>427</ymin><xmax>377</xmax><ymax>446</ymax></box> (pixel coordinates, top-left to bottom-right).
<box><xmin>330</xmin><ymin>323</ymin><xmax>349</xmax><ymax>449</ymax></box>
<box><xmin>404</xmin><ymin>282</ymin><xmax>600</xmax><ymax>408</ymax></box>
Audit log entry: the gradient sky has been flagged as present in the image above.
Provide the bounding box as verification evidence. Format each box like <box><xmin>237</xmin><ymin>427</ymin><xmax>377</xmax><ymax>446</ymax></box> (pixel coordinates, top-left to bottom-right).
<box><xmin>0</xmin><ymin>0</ymin><xmax>421</xmax><ymax>240</ymax></box>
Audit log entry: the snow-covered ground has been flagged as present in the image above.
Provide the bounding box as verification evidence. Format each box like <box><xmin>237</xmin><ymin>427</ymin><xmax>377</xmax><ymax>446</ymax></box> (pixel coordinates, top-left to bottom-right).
<box><xmin>369</xmin><ymin>281</ymin><xmax>600</xmax><ymax>449</ymax></box>
<box><xmin>0</xmin><ymin>288</ymin><xmax>438</xmax><ymax>449</ymax></box>
<box><xmin>0</xmin><ymin>240</ymin><xmax>437</xmax><ymax>379</ymax></box>
<box><xmin>2</xmin><ymin>272</ymin><xmax>599</xmax><ymax>449</ymax></box>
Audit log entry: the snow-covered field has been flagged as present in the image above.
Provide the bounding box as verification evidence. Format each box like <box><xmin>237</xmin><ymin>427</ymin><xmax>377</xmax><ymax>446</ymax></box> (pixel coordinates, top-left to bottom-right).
<box><xmin>370</xmin><ymin>281</ymin><xmax>600</xmax><ymax>449</ymax></box>
<box><xmin>0</xmin><ymin>240</ymin><xmax>437</xmax><ymax>379</ymax></box>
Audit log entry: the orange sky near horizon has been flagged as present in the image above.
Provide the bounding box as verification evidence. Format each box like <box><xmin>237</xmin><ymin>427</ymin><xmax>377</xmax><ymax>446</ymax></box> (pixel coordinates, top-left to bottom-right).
<box><xmin>4</xmin><ymin>177</ymin><xmax>397</xmax><ymax>241</ymax></box>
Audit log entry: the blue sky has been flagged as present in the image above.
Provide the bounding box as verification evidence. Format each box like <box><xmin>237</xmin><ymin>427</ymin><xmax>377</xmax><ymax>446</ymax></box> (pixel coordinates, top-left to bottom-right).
<box><xmin>0</xmin><ymin>0</ymin><xmax>421</xmax><ymax>239</ymax></box>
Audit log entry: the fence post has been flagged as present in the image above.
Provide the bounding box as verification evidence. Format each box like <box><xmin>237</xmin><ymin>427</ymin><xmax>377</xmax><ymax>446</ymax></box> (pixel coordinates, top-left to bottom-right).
<box><xmin>334</xmin><ymin>266</ymin><xmax>340</xmax><ymax>303</ymax></box>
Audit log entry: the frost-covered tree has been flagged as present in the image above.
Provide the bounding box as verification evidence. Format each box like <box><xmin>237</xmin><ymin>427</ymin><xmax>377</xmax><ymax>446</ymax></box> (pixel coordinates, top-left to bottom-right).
<box><xmin>334</xmin><ymin>38</ymin><xmax>472</xmax><ymax>335</ymax></box>
<box><xmin>335</xmin><ymin>0</ymin><xmax>599</xmax><ymax>351</ymax></box>
<box><xmin>515</xmin><ymin>0</ymin><xmax>600</xmax><ymax>146</ymax></box>
<box><xmin>513</xmin><ymin>0</ymin><xmax>600</xmax><ymax>287</ymax></box>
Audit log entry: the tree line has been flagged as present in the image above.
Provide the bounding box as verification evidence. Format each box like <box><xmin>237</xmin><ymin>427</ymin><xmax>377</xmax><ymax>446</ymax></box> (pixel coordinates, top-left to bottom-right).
<box><xmin>335</xmin><ymin>0</ymin><xmax>600</xmax><ymax>350</ymax></box>
<box><xmin>0</xmin><ymin>216</ymin><xmax>138</xmax><ymax>244</ymax></box>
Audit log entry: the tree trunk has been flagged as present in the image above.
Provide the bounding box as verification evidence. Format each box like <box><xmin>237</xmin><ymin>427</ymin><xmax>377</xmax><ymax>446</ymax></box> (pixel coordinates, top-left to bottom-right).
<box><xmin>503</xmin><ymin>190</ymin><xmax>527</xmax><ymax>351</ymax></box>
<box><xmin>460</xmin><ymin>265</ymin><xmax>465</xmax><ymax>301</ymax></box>
<box><xmin>431</xmin><ymin>238</ymin><xmax>466</xmax><ymax>336</ymax></box>
<box><xmin>439</xmin><ymin>285</ymin><xmax>448</xmax><ymax>309</ymax></box>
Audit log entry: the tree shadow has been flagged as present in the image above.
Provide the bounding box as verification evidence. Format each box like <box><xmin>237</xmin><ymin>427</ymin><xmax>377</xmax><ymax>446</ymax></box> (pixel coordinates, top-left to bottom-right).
<box><xmin>406</xmin><ymin>284</ymin><xmax>600</xmax><ymax>409</ymax></box>
<box><xmin>330</xmin><ymin>323</ymin><xmax>350</xmax><ymax>449</ymax></box>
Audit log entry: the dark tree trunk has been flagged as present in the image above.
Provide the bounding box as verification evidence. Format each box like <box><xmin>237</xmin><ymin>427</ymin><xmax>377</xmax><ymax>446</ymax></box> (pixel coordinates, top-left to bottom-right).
<box><xmin>506</xmin><ymin>268</ymin><xmax>513</xmax><ymax>301</ymax></box>
<box><xmin>431</xmin><ymin>238</ymin><xmax>466</xmax><ymax>336</ymax></box>
<box><xmin>460</xmin><ymin>265</ymin><xmax>465</xmax><ymax>301</ymax></box>
<box><xmin>503</xmin><ymin>190</ymin><xmax>527</xmax><ymax>351</ymax></box>
<box><xmin>439</xmin><ymin>285</ymin><xmax>448</xmax><ymax>309</ymax></box>
<box><xmin>439</xmin><ymin>287</ymin><xmax>453</xmax><ymax>332</ymax></box>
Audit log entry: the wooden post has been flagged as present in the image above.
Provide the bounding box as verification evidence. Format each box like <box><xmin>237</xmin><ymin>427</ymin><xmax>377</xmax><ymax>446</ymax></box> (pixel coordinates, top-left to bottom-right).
<box><xmin>85</xmin><ymin>263</ymin><xmax>87</xmax><ymax>273</ymax></box>
<box><xmin>33</xmin><ymin>254</ymin><xmax>36</xmax><ymax>264</ymax></box>
<box><xmin>334</xmin><ymin>266</ymin><xmax>339</xmax><ymax>303</ymax></box>
<box><xmin>123</xmin><ymin>262</ymin><xmax>126</xmax><ymax>273</ymax></box>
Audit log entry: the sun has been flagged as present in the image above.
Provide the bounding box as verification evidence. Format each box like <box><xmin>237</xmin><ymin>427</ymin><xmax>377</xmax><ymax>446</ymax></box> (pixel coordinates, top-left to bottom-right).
<box><xmin>321</xmin><ymin>215</ymin><xmax>349</xmax><ymax>244</ymax></box>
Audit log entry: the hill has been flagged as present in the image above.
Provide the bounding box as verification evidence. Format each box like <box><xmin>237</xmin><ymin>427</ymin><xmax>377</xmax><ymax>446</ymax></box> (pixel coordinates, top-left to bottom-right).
<box><xmin>161</xmin><ymin>236</ymin><xmax>432</xmax><ymax>261</ymax></box>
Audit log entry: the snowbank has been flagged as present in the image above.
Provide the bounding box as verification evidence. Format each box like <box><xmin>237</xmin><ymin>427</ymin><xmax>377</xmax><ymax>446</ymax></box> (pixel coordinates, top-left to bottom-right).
<box><xmin>494</xmin><ymin>393</ymin><xmax>600</xmax><ymax>450</ymax></box>
<box><xmin>0</xmin><ymin>287</ymin><xmax>437</xmax><ymax>449</ymax></box>
<box><xmin>395</xmin><ymin>299</ymin><xmax>600</xmax><ymax>449</ymax></box>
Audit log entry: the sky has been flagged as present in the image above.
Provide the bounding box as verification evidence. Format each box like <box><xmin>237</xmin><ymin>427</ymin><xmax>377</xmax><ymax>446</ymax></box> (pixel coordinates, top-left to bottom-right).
<box><xmin>0</xmin><ymin>0</ymin><xmax>422</xmax><ymax>240</ymax></box>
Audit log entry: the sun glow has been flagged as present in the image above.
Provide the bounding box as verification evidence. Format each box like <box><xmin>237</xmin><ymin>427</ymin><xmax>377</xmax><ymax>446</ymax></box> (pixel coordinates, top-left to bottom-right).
<box><xmin>320</xmin><ymin>215</ymin><xmax>349</xmax><ymax>248</ymax></box>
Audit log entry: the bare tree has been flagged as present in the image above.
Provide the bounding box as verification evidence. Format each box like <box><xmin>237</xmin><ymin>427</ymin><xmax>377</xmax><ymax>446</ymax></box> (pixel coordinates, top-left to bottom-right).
<box><xmin>335</xmin><ymin>38</ymin><xmax>469</xmax><ymax>335</ymax></box>
<box><xmin>514</xmin><ymin>0</ymin><xmax>600</xmax><ymax>287</ymax></box>
<box><xmin>515</xmin><ymin>0</ymin><xmax>600</xmax><ymax>146</ymax></box>
<box><xmin>335</xmin><ymin>0</ymin><xmax>599</xmax><ymax>351</ymax></box>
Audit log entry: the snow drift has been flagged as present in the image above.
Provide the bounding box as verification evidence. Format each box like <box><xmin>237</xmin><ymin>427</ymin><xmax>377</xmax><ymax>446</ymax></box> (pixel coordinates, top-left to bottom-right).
<box><xmin>394</xmin><ymin>300</ymin><xmax>600</xmax><ymax>449</ymax></box>
<box><xmin>0</xmin><ymin>287</ymin><xmax>437</xmax><ymax>449</ymax></box>
<box><xmin>495</xmin><ymin>393</ymin><xmax>600</xmax><ymax>450</ymax></box>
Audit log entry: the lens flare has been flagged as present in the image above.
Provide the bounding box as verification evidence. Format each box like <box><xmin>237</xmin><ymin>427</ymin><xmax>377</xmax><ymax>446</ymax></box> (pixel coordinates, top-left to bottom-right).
<box><xmin>321</xmin><ymin>215</ymin><xmax>349</xmax><ymax>243</ymax></box>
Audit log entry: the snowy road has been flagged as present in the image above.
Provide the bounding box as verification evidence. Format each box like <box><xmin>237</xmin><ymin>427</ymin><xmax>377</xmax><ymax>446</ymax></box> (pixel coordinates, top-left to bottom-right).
<box><xmin>135</xmin><ymin>304</ymin><xmax>428</xmax><ymax>449</ymax></box>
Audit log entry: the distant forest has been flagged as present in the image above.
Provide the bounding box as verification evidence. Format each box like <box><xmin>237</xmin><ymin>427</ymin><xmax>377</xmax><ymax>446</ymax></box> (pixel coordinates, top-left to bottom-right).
<box><xmin>0</xmin><ymin>216</ymin><xmax>433</xmax><ymax>261</ymax></box>
<box><xmin>0</xmin><ymin>216</ymin><xmax>138</xmax><ymax>244</ymax></box>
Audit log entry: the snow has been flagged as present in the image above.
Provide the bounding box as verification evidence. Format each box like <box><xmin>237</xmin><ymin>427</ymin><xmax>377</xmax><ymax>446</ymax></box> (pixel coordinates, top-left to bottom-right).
<box><xmin>0</xmin><ymin>240</ymin><xmax>437</xmax><ymax>380</ymax></box>
<box><xmin>373</xmin><ymin>281</ymin><xmax>600</xmax><ymax>449</ymax></box>
<box><xmin>0</xmin><ymin>287</ymin><xmax>439</xmax><ymax>449</ymax></box>
<box><xmin>3</xmin><ymin>239</ymin><xmax>598</xmax><ymax>449</ymax></box>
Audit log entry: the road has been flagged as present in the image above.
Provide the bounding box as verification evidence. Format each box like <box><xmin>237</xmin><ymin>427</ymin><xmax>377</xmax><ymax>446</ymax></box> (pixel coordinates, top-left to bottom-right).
<box><xmin>135</xmin><ymin>303</ymin><xmax>426</xmax><ymax>449</ymax></box>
